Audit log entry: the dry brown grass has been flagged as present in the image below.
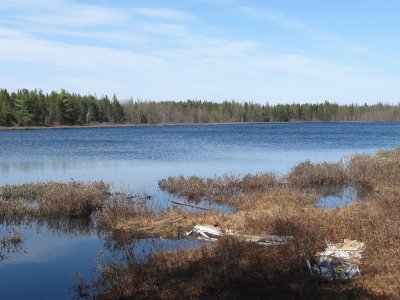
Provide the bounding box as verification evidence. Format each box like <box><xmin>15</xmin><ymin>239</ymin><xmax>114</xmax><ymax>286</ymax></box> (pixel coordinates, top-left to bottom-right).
<box><xmin>240</xmin><ymin>172</ymin><xmax>278</xmax><ymax>192</ymax></box>
<box><xmin>84</xmin><ymin>186</ymin><xmax>400</xmax><ymax>299</ymax></box>
<box><xmin>96</xmin><ymin>194</ymin><xmax>160</xmax><ymax>235</ymax></box>
<box><xmin>0</xmin><ymin>181</ymin><xmax>110</xmax><ymax>218</ymax></box>
<box><xmin>97</xmin><ymin>186</ymin><xmax>312</xmax><ymax>240</ymax></box>
<box><xmin>286</xmin><ymin>160</ymin><xmax>348</xmax><ymax>188</ymax></box>
<box><xmin>82</xmin><ymin>237</ymin><xmax>383</xmax><ymax>300</ymax></box>
<box><xmin>158</xmin><ymin>175</ymin><xmax>242</xmax><ymax>204</ymax></box>
<box><xmin>88</xmin><ymin>147</ymin><xmax>400</xmax><ymax>299</ymax></box>
<box><xmin>96</xmin><ymin>193</ymin><xmax>224</xmax><ymax>239</ymax></box>
<box><xmin>348</xmin><ymin>148</ymin><xmax>400</xmax><ymax>188</ymax></box>
<box><xmin>158</xmin><ymin>173</ymin><xmax>278</xmax><ymax>207</ymax></box>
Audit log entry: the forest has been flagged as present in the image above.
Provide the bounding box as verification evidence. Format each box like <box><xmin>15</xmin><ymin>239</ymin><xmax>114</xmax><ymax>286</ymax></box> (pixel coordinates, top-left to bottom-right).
<box><xmin>0</xmin><ymin>88</ymin><xmax>399</xmax><ymax>127</ymax></box>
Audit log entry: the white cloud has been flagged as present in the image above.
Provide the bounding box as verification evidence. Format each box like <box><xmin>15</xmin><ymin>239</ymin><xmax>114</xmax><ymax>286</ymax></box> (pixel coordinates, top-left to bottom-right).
<box><xmin>1</xmin><ymin>24</ymin><xmax>397</xmax><ymax>103</ymax></box>
<box><xmin>239</xmin><ymin>6</ymin><xmax>307</xmax><ymax>30</ymax></box>
<box><xmin>0</xmin><ymin>28</ymin><xmax>31</xmax><ymax>39</ymax></box>
<box><xmin>1</xmin><ymin>0</ymin><xmax>128</xmax><ymax>27</ymax></box>
<box><xmin>1</xmin><ymin>0</ymin><xmax>63</xmax><ymax>11</ymax></box>
<box><xmin>0</xmin><ymin>36</ymin><xmax>163</xmax><ymax>69</ymax></box>
<box><xmin>141</xmin><ymin>23</ymin><xmax>187</xmax><ymax>36</ymax></box>
<box><xmin>318</xmin><ymin>34</ymin><xmax>373</xmax><ymax>56</ymax></box>
<box><xmin>132</xmin><ymin>7</ymin><xmax>194</xmax><ymax>21</ymax></box>
<box><xmin>0</xmin><ymin>0</ymin><xmax>399</xmax><ymax>103</ymax></box>
<box><xmin>22</xmin><ymin>4</ymin><xmax>128</xmax><ymax>27</ymax></box>
<box><xmin>31</xmin><ymin>28</ymin><xmax>148</xmax><ymax>47</ymax></box>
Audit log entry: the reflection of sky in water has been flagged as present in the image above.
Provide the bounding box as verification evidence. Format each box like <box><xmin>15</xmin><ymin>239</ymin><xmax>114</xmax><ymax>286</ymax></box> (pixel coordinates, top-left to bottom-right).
<box><xmin>1</xmin><ymin>123</ymin><xmax>400</xmax><ymax>299</ymax></box>
<box><xmin>0</xmin><ymin>225</ymin><xmax>104</xmax><ymax>300</ymax></box>
<box><xmin>316</xmin><ymin>186</ymin><xmax>357</xmax><ymax>208</ymax></box>
<box><xmin>0</xmin><ymin>223</ymin><xmax>209</xmax><ymax>300</ymax></box>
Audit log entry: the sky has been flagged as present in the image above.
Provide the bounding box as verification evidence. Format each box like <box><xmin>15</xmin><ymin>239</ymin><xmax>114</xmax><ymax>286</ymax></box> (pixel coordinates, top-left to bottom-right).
<box><xmin>1</xmin><ymin>0</ymin><xmax>400</xmax><ymax>104</ymax></box>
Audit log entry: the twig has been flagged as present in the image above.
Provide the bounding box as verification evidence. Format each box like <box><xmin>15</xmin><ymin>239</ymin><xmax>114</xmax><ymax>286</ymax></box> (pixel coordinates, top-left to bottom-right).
<box><xmin>171</xmin><ymin>200</ymin><xmax>216</xmax><ymax>211</ymax></box>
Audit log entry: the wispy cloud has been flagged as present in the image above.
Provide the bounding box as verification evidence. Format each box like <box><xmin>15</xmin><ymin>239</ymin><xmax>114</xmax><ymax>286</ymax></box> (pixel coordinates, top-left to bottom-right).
<box><xmin>0</xmin><ymin>0</ymin><xmax>399</xmax><ymax>102</ymax></box>
<box><xmin>239</xmin><ymin>6</ymin><xmax>307</xmax><ymax>30</ymax></box>
<box><xmin>23</xmin><ymin>4</ymin><xmax>128</xmax><ymax>27</ymax></box>
<box><xmin>238</xmin><ymin>5</ymin><xmax>378</xmax><ymax>66</ymax></box>
<box><xmin>318</xmin><ymin>34</ymin><xmax>373</xmax><ymax>56</ymax></box>
<box><xmin>30</xmin><ymin>28</ymin><xmax>148</xmax><ymax>48</ymax></box>
<box><xmin>1</xmin><ymin>0</ymin><xmax>61</xmax><ymax>11</ymax></box>
<box><xmin>132</xmin><ymin>7</ymin><xmax>194</xmax><ymax>21</ymax></box>
<box><xmin>141</xmin><ymin>23</ymin><xmax>187</xmax><ymax>36</ymax></box>
<box><xmin>0</xmin><ymin>28</ymin><xmax>31</xmax><ymax>39</ymax></box>
<box><xmin>1</xmin><ymin>30</ymin><xmax>397</xmax><ymax>102</ymax></box>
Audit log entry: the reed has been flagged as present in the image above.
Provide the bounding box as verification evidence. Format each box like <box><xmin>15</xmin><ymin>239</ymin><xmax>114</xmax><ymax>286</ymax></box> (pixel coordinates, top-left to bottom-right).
<box><xmin>348</xmin><ymin>148</ymin><xmax>400</xmax><ymax>188</ymax></box>
<box><xmin>0</xmin><ymin>181</ymin><xmax>110</xmax><ymax>217</ymax></box>
<box><xmin>240</xmin><ymin>172</ymin><xmax>278</xmax><ymax>192</ymax></box>
<box><xmin>286</xmin><ymin>160</ymin><xmax>348</xmax><ymax>188</ymax></box>
<box><xmin>158</xmin><ymin>173</ymin><xmax>278</xmax><ymax>206</ymax></box>
<box><xmin>159</xmin><ymin>175</ymin><xmax>242</xmax><ymax>204</ymax></box>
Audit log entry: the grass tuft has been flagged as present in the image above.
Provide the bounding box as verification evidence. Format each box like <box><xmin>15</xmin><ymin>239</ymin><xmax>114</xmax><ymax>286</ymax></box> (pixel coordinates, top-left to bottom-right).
<box><xmin>1</xmin><ymin>181</ymin><xmax>110</xmax><ymax>218</ymax></box>
<box><xmin>286</xmin><ymin>160</ymin><xmax>348</xmax><ymax>188</ymax></box>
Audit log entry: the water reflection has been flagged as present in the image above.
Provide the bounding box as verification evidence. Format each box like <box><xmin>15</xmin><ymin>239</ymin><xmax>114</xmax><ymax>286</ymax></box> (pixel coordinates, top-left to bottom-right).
<box><xmin>311</xmin><ymin>185</ymin><xmax>370</xmax><ymax>208</ymax></box>
<box><xmin>34</xmin><ymin>217</ymin><xmax>96</xmax><ymax>237</ymax></box>
<box><xmin>103</xmin><ymin>236</ymin><xmax>210</xmax><ymax>263</ymax></box>
<box><xmin>0</xmin><ymin>216</ymin><xmax>212</xmax><ymax>300</ymax></box>
<box><xmin>0</xmin><ymin>216</ymin><xmax>96</xmax><ymax>263</ymax></box>
<box><xmin>0</xmin><ymin>227</ymin><xmax>23</xmax><ymax>262</ymax></box>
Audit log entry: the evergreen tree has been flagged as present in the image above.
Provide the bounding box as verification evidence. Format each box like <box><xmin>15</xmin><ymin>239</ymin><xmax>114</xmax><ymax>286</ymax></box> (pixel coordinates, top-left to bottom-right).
<box><xmin>111</xmin><ymin>94</ymin><xmax>124</xmax><ymax>123</ymax></box>
<box><xmin>1</xmin><ymin>88</ymin><xmax>400</xmax><ymax>127</ymax></box>
<box><xmin>0</xmin><ymin>89</ymin><xmax>13</xmax><ymax>126</ymax></box>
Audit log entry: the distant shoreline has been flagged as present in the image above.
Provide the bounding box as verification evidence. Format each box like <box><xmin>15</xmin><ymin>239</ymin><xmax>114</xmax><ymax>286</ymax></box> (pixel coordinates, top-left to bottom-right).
<box><xmin>2</xmin><ymin>89</ymin><xmax>400</xmax><ymax>129</ymax></box>
<box><xmin>0</xmin><ymin>120</ymin><xmax>398</xmax><ymax>131</ymax></box>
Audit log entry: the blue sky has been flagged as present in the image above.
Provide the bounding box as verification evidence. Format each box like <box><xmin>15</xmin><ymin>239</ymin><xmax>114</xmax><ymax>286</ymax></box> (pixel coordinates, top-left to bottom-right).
<box><xmin>1</xmin><ymin>0</ymin><xmax>399</xmax><ymax>103</ymax></box>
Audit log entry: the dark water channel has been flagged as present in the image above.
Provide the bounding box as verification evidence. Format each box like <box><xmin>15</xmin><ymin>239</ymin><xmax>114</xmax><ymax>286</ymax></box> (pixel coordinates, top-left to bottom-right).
<box><xmin>1</xmin><ymin>122</ymin><xmax>400</xmax><ymax>299</ymax></box>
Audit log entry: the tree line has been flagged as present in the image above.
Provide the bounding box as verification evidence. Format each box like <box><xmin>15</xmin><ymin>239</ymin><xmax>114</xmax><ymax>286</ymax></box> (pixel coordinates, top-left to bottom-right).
<box><xmin>0</xmin><ymin>88</ymin><xmax>399</xmax><ymax>127</ymax></box>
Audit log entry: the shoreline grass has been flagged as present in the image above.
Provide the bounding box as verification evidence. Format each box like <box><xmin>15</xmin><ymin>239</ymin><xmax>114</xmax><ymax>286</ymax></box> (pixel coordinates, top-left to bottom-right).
<box><xmin>1</xmin><ymin>148</ymin><xmax>400</xmax><ymax>298</ymax></box>
<box><xmin>86</xmin><ymin>148</ymin><xmax>400</xmax><ymax>299</ymax></box>
<box><xmin>0</xmin><ymin>181</ymin><xmax>110</xmax><ymax>219</ymax></box>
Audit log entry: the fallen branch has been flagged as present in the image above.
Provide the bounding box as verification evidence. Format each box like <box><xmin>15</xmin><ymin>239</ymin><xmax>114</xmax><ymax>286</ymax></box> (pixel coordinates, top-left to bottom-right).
<box><xmin>171</xmin><ymin>200</ymin><xmax>216</xmax><ymax>211</ymax></box>
<box><xmin>186</xmin><ymin>224</ymin><xmax>293</xmax><ymax>246</ymax></box>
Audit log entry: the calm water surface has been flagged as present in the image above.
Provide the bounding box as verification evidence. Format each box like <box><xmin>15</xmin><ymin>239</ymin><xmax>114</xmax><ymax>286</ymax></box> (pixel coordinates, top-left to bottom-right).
<box><xmin>1</xmin><ymin>122</ymin><xmax>400</xmax><ymax>299</ymax></box>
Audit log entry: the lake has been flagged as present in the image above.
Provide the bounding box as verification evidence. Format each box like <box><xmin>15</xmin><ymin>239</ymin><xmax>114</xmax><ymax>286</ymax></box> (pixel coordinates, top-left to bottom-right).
<box><xmin>1</xmin><ymin>122</ymin><xmax>400</xmax><ymax>299</ymax></box>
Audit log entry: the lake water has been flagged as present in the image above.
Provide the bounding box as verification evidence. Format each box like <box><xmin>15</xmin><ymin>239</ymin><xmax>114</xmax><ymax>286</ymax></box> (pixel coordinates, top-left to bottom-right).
<box><xmin>1</xmin><ymin>122</ymin><xmax>400</xmax><ymax>299</ymax></box>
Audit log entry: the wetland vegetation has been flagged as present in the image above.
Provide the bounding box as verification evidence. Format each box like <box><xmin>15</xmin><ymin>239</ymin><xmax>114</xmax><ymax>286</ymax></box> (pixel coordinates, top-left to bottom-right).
<box><xmin>2</xmin><ymin>148</ymin><xmax>400</xmax><ymax>299</ymax></box>
<box><xmin>89</xmin><ymin>148</ymin><xmax>400</xmax><ymax>299</ymax></box>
